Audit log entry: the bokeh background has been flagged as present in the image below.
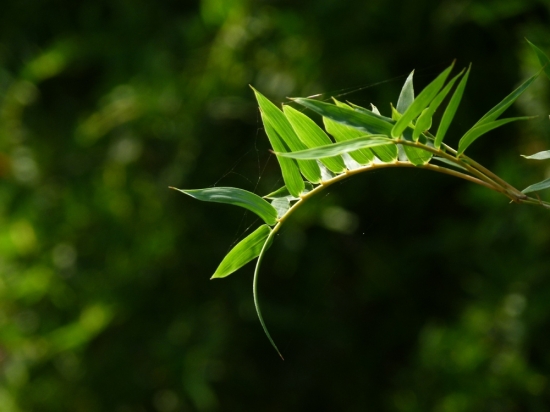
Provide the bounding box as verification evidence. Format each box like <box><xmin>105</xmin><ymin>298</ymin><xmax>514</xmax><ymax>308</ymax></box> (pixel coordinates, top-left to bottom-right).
<box><xmin>1</xmin><ymin>0</ymin><xmax>550</xmax><ymax>410</ymax></box>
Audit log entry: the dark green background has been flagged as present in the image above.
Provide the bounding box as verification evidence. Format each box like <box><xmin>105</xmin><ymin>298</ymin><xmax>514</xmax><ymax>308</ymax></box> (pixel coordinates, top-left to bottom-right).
<box><xmin>1</xmin><ymin>0</ymin><xmax>549</xmax><ymax>410</ymax></box>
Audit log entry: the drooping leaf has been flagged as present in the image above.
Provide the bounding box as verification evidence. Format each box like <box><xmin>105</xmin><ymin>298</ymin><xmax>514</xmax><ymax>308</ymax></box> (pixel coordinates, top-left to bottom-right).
<box><xmin>435</xmin><ymin>65</ymin><xmax>471</xmax><ymax>148</ymax></box>
<box><xmin>521</xmin><ymin>150</ymin><xmax>550</xmax><ymax>160</ymax></box>
<box><xmin>396</xmin><ymin>70</ymin><xmax>415</xmax><ymax>114</ymax></box>
<box><xmin>262</xmin><ymin>113</ymin><xmax>305</xmax><ymax>197</ymax></box>
<box><xmin>212</xmin><ymin>225</ymin><xmax>272</xmax><ymax>279</ymax></box>
<box><xmin>292</xmin><ymin>97</ymin><xmax>394</xmax><ymax>135</ymax></box>
<box><xmin>413</xmin><ymin>69</ymin><xmax>464</xmax><ymax>141</ymax></box>
<box><xmin>171</xmin><ymin>187</ymin><xmax>278</xmax><ymax>225</ymax></box>
<box><xmin>252</xmin><ymin>87</ymin><xmax>321</xmax><ymax>183</ymax></box>
<box><xmin>271</xmin><ymin>198</ymin><xmax>290</xmax><ymax>218</ymax></box>
<box><xmin>473</xmin><ymin>70</ymin><xmax>540</xmax><ymax>127</ymax></box>
<box><xmin>263</xmin><ymin>182</ymin><xmax>313</xmax><ymax>200</ymax></box>
<box><xmin>526</xmin><ymin>38</ymin><xmax>550</xmax><ymax>80</ymax></box>
<box><xmin>522</xmin><ymin>177</ymin><xmax>550</xmax><ymax>194</ymax></box>
<box><xmin>402</xmin><ymin>145</ymin><xmax>433</xmax><ymax>166</ymax></box>
<box><xmin>275</xmin><ymin>136</ymin><xmax>394</xmax><ymax>160</ymax></box>
<box><xmin>392</xmin><ymin>63</ymin><xmax>454</xmax><ymax>138</ymax></box>
<box><xmin>457</xmin><ymin>116</ymin><xmax>534</xmax><ymax>155</ymax></box>
<box><xmin>283</xmin><ymin>105</ymin><xmax>346</xmax><ymax>173</ymax></box>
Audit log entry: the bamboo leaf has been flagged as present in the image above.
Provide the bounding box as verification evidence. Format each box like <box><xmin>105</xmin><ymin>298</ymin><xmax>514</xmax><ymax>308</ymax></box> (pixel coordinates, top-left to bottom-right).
<box><xmin>263</xmin><ymin>183</ymin><xmax>313</xmax><ymax>200</ymax></box>
<box><xmin>212</xmin><ymin>225</ymin><xmax>272</xmax><ymax>279</ymax></box>
<box><xmin>474</xmin><ymin>71</ymin><xmax>540</xmax><ymax>127</ymax></box>
<box><xmin>396</xmin><ymin>70</ymin><xmax>415</xmax><ymax>113</ymax></box>
<box><xmin>348</xmin><ymin>102</ymin><xmax>394</xmax><ymax>123</ymax></box>
<box><xmin>392</xmin><ymin>63</ymin><xmax>454</xmax><ymax>138</ymax></box>
<box><xmin>275</xmin><ymin>136</ymin><xmax>394</xmax><ymax>160</ymax></box>
<box><xmin>435</xmin><ymin>65</ymin><xmax>471</xmax><ymax>148</ymax></box>
<box><xmin>323</xmin><ymin>116</ymin><xmax>375</xmax><ymax>164</ymax></box>
<box><xmin>522</xmin><ymin>177</ymin><xmax>550</xmax><ymax>194</ymax></box>
<box><xmin>432</xmin><ymin>157</ymin><xmax>468</xmax><ymax>171</ymax></box>
<box><xmin>252</xmin><ymin>87</ymin><xmax>321</xmax><ymax>183</ymax></box>
<box><xmin>292</xmin><ymin>98</ymin><xmax>394</xmax><ymax>135</ymax></box>
<box><xmin>271</xmin><ymin>198</ymin><xmax>290</xmax><ymax>218</ymax></box>
<box><xmin>283</xmin><ymin>105</ymin><xmax>346</xmax><ymax>173</ymax></box>
<box><xmin>457</xmin><ymin>117</ymin><xmax>534</xmax><ymax>155</ymax></box>
<box><xmin>262</xmin><ymin>114</ymin><xmax>305</xmax><ymax>197</ymax></box>
<box><xmin>521</xmin><ymin>150</ymin><xmax>550</xmax><ymax>160</ymax></box>
<box><xmin>171</xmin><ymin>187</ymin><xmax>278</xmax><ymax>225</ymax></box>
<box><xmin>526</xmin><ymin>38</ymin><xmax>550</xmax><ymax>80</ymax></box>
<box><xmin>403</xmin><ymin>145</ymin><xmax>433</xmax><ymax>166</ymax></box>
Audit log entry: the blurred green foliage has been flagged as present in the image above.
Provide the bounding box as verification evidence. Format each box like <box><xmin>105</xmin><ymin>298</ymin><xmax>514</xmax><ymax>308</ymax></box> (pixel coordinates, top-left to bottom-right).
<box><xmin>0</xmin><ymin>0</ymin><xmax>549</xmax><ymax>411</ymax></box>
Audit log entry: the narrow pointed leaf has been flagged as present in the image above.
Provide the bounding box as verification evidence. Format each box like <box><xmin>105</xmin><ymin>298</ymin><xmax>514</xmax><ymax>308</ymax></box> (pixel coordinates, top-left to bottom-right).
<box><xmin>370</xmin><ymin>104</ymin><xmax>381</xmax><ymax>115</ymax></box>
<box><xmin>252</xmin><ymin>87</ymin><xmax>321</xmax><ymax>183</ymax></box>
<box><xmin>263</xmin><ymin>183</ymin><xmax>313</xmax><ymax>200</ymax></box>
<box><xmin>283</xmin><ymin>105</ymin><xmax>346</xmax><ymax>173</ymax></box>
<box><xmin>212</xmin><ymin>225</ymin><xmax>272</xmax><ymax>279</ymax></box>
<box><xmin>341</xmin><ymin>153</ymin><xmax>362</xmax><ymax>170</ymax></box>
<box><xmin>371</xmin><ymin>144</ymin><xmax>399</xmax><ymax>162</ymax></box>
<box><xmin>292</xmin><ymin>98</ymin><xmax>394</xmax><ymax>135</ymax></box>
<box><xmin>323</xmin><ymin>116</ymin><xmax>375</xmax><ymax>164</ymax></box>
<box><xmin>403</xmin><ymin>145</ymin><xmax>433</xmax><ymax>166</ymax></box>
<box><xmin>262</xmin><ymin>114</ymin><xmax>305</xmax><ymax>197</ymax></box>
<box><xmin>526</xmin><ymin>38</ymin><xmax>550</xmax><ymax>80</ymax></box>
<box><xmin>348</xmin><ymin>102</ymin><xmax>394</xmax><ymax>123</ymax></box>
<box><xmin>435</xmin><ymin>65</ymin><xmax>471</xmax><ymax>148</ymax></box>
<box><xmin>522</xmin><ymin>177</ymin><xmax>550</xmax><ymax>194</ymax></box>
<box><xmin>458</xmin><ymin>116</ymin><xmax>533</xmax><ymax>155</ymax></box>
<box><xmin>392</xmin><ymin>63</ymin><xmax>454</xmax><ymax>138</ymax></box>
<box><xmin>474</xmin><ymin>70</ymin><xmax>540</xmax><ymax>127</ymax></box>
<box><xmin>521</xmin><ymin>150</ymin><xmax>550</xmax><ymax>160</ymax></box>
<box><xmin>171</xmin><ymin>187</ymin><xmax>278</xmax><ymax>225</ymax></box>
<box><xmin>275</xmin><ymin>136</ymin><xmax>394</xmax><ymax>160</ymax></box>
<box><xmin>396</xmin><ymin>70</ymin><xmax>415</xmax><ymax>113</ymax></box>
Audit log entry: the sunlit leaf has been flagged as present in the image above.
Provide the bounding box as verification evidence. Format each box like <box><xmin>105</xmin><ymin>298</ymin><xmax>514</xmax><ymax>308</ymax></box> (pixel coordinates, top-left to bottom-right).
<box><xmin>521</xmin><ymin>150</ymin><xmax>550</xmax><ymax>160</ymax></box>
<box><xmin>435</xmin><ymin>65</ymin><xmax>471</xmax><ymax>148</ymax></box>
<box><xmin>263</xmin><ymin>183</ymin><xmax>313</xmax><ymax>200</ymax></box>
<box><xmin>323</xmin><ymin>116</ymin><xmax>375</xmax><ymax>164</ymax></box>
<box><xmin>212</xmin><ymin>225</ymin><xmax>272</xmax><ymax>279</ymax></box>
<box><xmin>171</xmin><ymin>187</ymin><xmax>278</xmax><ymax>225</ymax></box>
<box><xmin>403</xmin><ymin>145</ymin><xmax>433</xmax><ymax>166</ymax></box>
<box><xmin>473</xmin><ymin>71</ymin><xmax>540</xmax><ymax>127</ymax></box>
<box><xmin>396</xmin><ymin>70</ymin><xmax>415</xmax><ymax>114</ymax></box>
<box><xmin>392</xmin><ymin>63</ymin><xmax>454</xmax><ymax>138</ymax></box>
<box><xmin>275</xmin><ymin>136</ymin><xmax>394</xmax><ymax>160</ymax></box>
<box><xmin>252</xmin><ymin>87</ymin><xmax>321</xmax><ymax>183</ymax></box>
<box><xmin>522</xmin><ymin>177</ymin><xmax>550</xmax><ymax>194</ymax></box>
<box><xmin>526</xmin><ymin>38</ymin><xmax>550</xmax><ymax>80</ymax></box>
<box><xmin>271</xmin><ymin>198</ymin><xmax>290</xmax><ymax>218</ymax></box>
<box><xmin>262</xmin><ymin>113</ymin><xmax>305</xmax><ymax>197</ymax></box>
<box><xmin>283</xmin><ymin>105</ymin><xmax>346</xmax><ymax>173</ymax></box>
<box><xmin>292</xmin><ymin>97</ymin><xmax>394</xmax><ymax>135</ymax></box>
<box><xmin>458</xmin><ymin>117</ymin><xmax>534</xmax><ymax>155</ymax></box>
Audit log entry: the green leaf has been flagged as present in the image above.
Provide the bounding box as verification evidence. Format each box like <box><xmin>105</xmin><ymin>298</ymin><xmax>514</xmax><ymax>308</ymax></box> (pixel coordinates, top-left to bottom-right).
<box><xmin>283</xmin><ymin>105</ymin><xmax>346</xmax><ymax>173</ymax></box>
<box><xmin>457</xmin><ymin>116</ymin><xmax>534</xmax><ymax>155</ymax></box>
<box><xmin>522</xmin><ymin>177</ymin><xmax>550</xmax><ymax>194</ymax></box>
<box><xmin>292</xmin><ymin>98</ymin><xmax>394</xmax><ymax>135</ymax></box>
<box><xmin>263</xmin><ymin>183</ymin><xmax>313</xmax><ymax>200</ymax></box>
<box><xmin>403</xmin><ymin>145</ymin><xmax>433</xmax><ymax>166</ymax></box>
<box><xmin>275</xmin><ymin>136</ymin><xmax>395</xmax><ymax>160</ymax></box>
<box><xmin>252</xmin><ymin>87</ymin><xmax>321</xmax><ymax>183</ymax></box>
<box><xmin>262</xmin><ymin>114</ymin><xmax>305</xmax><ymax>197</ymax></box>
<box><xmin>526</xmin><ymin>38</ymin><xmax>550</xmax><ymax>80</ymax></box>
<box><xmin>396</xmin><ymin>70</ymin><xmax>415</xmax><ymax>113</ymax></box>
<box><xmin>521</xmin><ymin>150</ymin><xmax>550</xmax><ymax>160</ymax></box>
<box><xmin>212</xmin><ymin>225</ymin><xmax>272</xmax><ymax>279</ymax></box>
<box><xmin>323</xmin><ymin>116</ymin><xmax>375</xmax><ymax>165</ymax></box>
<box><xmin>271</xmin><ymin>198</ymin><xmax>290</xmax><ymax>218</ymax></box>
<box><xmin>413</xmin><ymin>69</ymin><xmax>463</xmax><ymax>141</ymax></box>
<box><xmin>432</xmin><ymin>157</ymin><xmax>468</xmax><ymax>171</ymax></box>
<box><xmin>392</xmin><ymin>63</ymin><xmax>454</xmax><ymax>138</ymax></box>
<box><xmin>435</xmin><ymin>65</ymin><xmax>471</xmax><ymax>148</ymax></box>
<box><xmin>348</xmin><ymin>102</ymin><xmax>394</xmax><ymax>123</ymax></box>
<box><xmin>171</xmin><ymin>187</ymin><xmax>278</xmax><ymax>225</ymax></box>
<box><xmin>473</xmin><ymin>71</ymin><xmax>540</xmax><ymax>127</ymax></box>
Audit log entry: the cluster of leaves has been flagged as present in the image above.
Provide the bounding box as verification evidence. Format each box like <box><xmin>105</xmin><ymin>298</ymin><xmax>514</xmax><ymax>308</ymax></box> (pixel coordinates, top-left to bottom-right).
<box><xmin>173</xmin><ymin>39</ymin><xmax>550</xmax><ymax>356</ymax></box>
